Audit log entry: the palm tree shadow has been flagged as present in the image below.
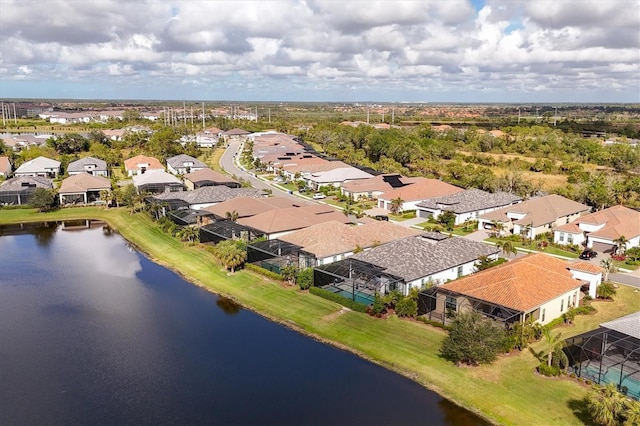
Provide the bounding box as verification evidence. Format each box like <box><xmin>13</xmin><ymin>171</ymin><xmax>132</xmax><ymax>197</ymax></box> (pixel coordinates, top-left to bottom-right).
<box><xmin>567</xmin><ymin>397</ymin><xmax>597</xmax><ymax>425</ymax></box>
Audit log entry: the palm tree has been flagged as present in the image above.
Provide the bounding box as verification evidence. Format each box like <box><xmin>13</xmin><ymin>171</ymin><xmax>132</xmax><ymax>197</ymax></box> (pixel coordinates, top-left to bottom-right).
<box><xmin>600</xmin><ymin>257</ymin><xmax>615</xmax><ymax>282</ymax></box>
<box><xmin>586</xmin><ymin>383</ymin><xmax>627</xmax><ymax>426</ymax></box>
<box><xmin>490</xmin><ymin>220</ymin><xmax>505</xmax><ymax>237</ymax></box>
<box><xmin>225</xmin><ymin>210</ymin><xmax>239</xmax><ymax>222</ymax></box>
<box><xmin>496</xmin><ymin>240</ymin><xmax>518</xmax><ymax>258</ymax></box>
<box><xmin>214</xmin><ymin>240</ymin><xmax>247</xmax><ymax>273</ymax></box>
<box><xmin>623</xmin><ymin>399</ymin><xmax>640</xmax><ymax>426</ymax></box>
<box><xmin>177</xmin><ymin>226</ymin><xmax>200</xmax><ymax>243</ymax></box>
<box><xmin>389</xmin><ymin>197</ymin><xmax>404</xmax><ymax>215</ymax></box>
<box><xmin>528</xmin><ymin>329</ymin><xmax>568</xmax><ymax>370</ymax></box>
<box><xmin>613</xmin><ymin>235</ymin><xmax>628</xmax><ymax>255</ymax></box>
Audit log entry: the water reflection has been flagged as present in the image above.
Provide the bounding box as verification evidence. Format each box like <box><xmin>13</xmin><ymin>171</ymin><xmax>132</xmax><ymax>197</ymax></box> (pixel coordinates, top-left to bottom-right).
<box><xmin>216</xmin><ymin>296</ymin><xmax>242</xmax><ymax>315</ymax></box>
<box><xmin>31</xmin><ymin>222</ymin><xmax>59</xmax><ymax>247</ymax></box>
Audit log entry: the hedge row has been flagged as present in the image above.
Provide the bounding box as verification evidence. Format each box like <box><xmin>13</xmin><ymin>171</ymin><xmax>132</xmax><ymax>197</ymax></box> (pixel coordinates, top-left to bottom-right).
<box><xmin>309</xmin><ymin>286</ymin><xmax>368</xmax><ymax>313</ymax></box>
<box><xmin>416</xmin><ymin>316</ymin><xmax>450</xmax><ymax>331</ymax></box>
<box><xmin>244</xmin><ymin>263</ymin><xmax>284</xmax><ymax>281</ymax></box>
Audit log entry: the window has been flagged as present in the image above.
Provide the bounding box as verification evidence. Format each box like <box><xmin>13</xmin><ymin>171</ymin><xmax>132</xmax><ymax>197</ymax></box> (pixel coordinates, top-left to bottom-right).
<box><xmin>457</xmin><ymin>265</ymin><xmax>463</xmax><ymax>278</ymax></box>
<box><xmin>560</xmin><ymin>299</ymin><xmax>564</xmax><ymax>312</ymax></box>
<box><xmin>567</xmin><ymin>234</ymin><xmax>574</xmax><ymax>244</ymax></box>
<box><xmin>568</xmin><ymin>296</ymin><xmax>571</xmax><ymax>308</ymax></box>
<box><xmin>445</xmin><ymin>296</ymin><xmax>457</xmax><ymax>312</ymax></box>
<box><xmin>541</xmin><ymin>308</ymin><xmax>546</xmax><ymax>322</ymax></box>
<box><xmin>559</xmin><ymin>233</ymin><xmax>564</xmax><ymax>242</ymax></box>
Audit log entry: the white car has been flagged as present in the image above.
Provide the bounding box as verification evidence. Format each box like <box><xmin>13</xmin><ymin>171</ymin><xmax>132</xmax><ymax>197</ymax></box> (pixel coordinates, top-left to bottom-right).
<box><xmin>312</xmin><ymin>193</ymin><xmax>326</xmax><ymax>200</ymax></box>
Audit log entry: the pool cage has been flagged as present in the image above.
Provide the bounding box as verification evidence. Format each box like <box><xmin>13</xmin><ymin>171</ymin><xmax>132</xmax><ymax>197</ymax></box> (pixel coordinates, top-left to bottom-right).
<box><xmin>564</xmin><ymin>328</ymin><xmax>640</xmax><ymax>400</ymax></box>
<box><xmin>313</xmin><ymin>258</ymin><xmax>405</xmax><ymax>305</ymax></box>
<box><xmin>167</xmin><ymin>209</ymin><xmax>211</xmax><ymax>226</ymax></box>
<box><xmin>199</xmin><ymin>221</ymin><xmax>264</xmax><ymax>245</ymax></box>
<box><xmin>246</xmin><ymin>239</ymin><xmax>312</xmax><ymax>274</ymax></box>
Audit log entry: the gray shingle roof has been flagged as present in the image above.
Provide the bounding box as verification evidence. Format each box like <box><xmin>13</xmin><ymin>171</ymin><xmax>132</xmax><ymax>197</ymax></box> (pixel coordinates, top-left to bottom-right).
<box><xmin>153</xmin><ymin>186</ymin><xmax>264</xmax><ymax>205</ymax></box>
<box><xmin>0</xmin><ymin>176</ymin><xmax>53</xmax><ymax>192</ymax></box>
<box><xmin>416</xmin><ymin>189</ymin><xmax>522</xmax><ymax>214</ymax></box>
<box><xmin>601</xmin><ymin>312</ymin><xmax>640</xmax><ymax>339</ymax></box>
<box><xmin>352</xmin><ymin>235</ymin><xmax>499</xmax><ymax>282</ymax></box>
<box><xmin>166</xmin><ymin>154</ymin><xmax>207</xmax><ymax>169</ymax></box>
<box><xmin>67</xmin><ymin>156</ymin><xmax>108</xmax><ymax>173</ymax></box>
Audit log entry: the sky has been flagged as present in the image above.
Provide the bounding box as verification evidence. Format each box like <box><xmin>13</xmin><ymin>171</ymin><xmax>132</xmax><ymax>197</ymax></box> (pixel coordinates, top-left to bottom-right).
<box><xmin>0</xmin><ymin>0</ymin><xmax>639</xmax><ymax>103</ymax></box>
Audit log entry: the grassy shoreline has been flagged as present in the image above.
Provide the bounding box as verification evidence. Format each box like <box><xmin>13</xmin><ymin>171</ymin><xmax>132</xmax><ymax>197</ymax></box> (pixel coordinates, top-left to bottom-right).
<box><xmin>3</xmin><ymin>207</ymin><xmax>639</xmax><ymax>425</ymax></box>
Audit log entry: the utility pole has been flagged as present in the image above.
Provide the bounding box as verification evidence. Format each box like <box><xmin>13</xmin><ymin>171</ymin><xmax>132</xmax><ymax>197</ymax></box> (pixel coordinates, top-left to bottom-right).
<box><xmin>536</xmin><ymin>106</ymin><xmax>539</xmax><ymax>122</ymax></box>
<box><xmin>366</xmin><ymin>107</ymin><xmax>370</xmax><ymax>124</ymax></box>
<box><xmin>13</xmin><ymin>103</ymin><xmax>17</xmax><ymax>123</ymax></box>
<box><xmin>202</xmin><ymin>102</ymin><xmax>205</xmax><ymax>130</ymax></box>
<box><xmin>255</xmin><ymin>106</ymin><xmax>258</xmax><ymax>122</ymax></box>
<box><xmin>554</xmin><ymin>107</ymin><xmax>558</xmax><ymax>126</ymax></box>
<box><xmin>268</xmin><ymin>108</ymin><xmax>271</xmax><ymax>123</ymax></box>
<box><xmin>190</xmin><ymin>106</ymin><xmax>194</xmax><ymax>131</ymax></box>
<box><xmin>518</xmin><ymin>107</ymin><xmax>521</xmax><ymax>124</ymax></box>
<box><xmin>1</xmin><ymin>102</ymin><xmax>5</xmax><ymax>126</ymax></box>
<box><xmin>392</xmin><ymin>106</ymin><xmax>395</xmax><ymax>125</ymax></box>
<box><xmin>183</xmin><ymin>101</ymin><xmax>186</xmax><ymax>127</ymax></box>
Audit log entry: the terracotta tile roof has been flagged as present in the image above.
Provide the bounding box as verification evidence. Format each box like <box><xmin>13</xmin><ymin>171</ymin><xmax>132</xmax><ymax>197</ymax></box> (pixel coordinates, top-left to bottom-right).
<box><xmin>568</xmin><ymin>261</ymin><xmax>603</xmax><ymax>274</ymax></box>
<box><xmin>203</xmin><ymin>196</ymin><xmax>309</xmax><ymax>219</ymax></box>
<box><xmin>184</xmin><ymin>168</ymin><xmax>238</xmax><ymax>185</ymax></box>
<box><xmin>556</xmin><ymin>205</ymin><xmax>640</xmax><ymax>240</ymax></box>
<box><xmin>237</xmin><ymin>205</ymin><xmax>351</xmax><ymax>234</ymax></box>
<box><xmin>379</xmin><ymin>178</ymin><xmax>463</xmax><ymax>202</ymax></box>
<box><xmin>124</xmin><ymin>155</ymin><xmax>164</xmax><ymax>172</ymax></box>
<box><xmin>441</xmin><ymin>253</ymin><xmax>584</xmax><ymax>312</ymax></box>
<box><xmin>0</xmin><ymin>156</ymin><xmax>10</xmax><ymax>174</ymax></box>
<box><xmin>281</xmin><ymin>160</ymin><xmax>349</xmax><ymax>174</ymax></box>
<box><xmin>59</xmin><ymin>174</ymin><xmax>111</xmax><ymax>194</ymax></box>
<box><xmin>479</xmin><ymin>194</ymin><xmax>589</xmax><ymax>227</ymax></box>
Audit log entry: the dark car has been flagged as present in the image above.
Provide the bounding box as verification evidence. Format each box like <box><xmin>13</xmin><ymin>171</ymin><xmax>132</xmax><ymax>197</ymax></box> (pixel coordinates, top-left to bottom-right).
<box><xmin>374</xmin><ymin>214</ymin><xmax>389</xmax><ymax>221</ymax></box>
<box><xmin>579</xmin><ymin>249</ymin><xmax>598</xmax><ymax>260</ymax></box>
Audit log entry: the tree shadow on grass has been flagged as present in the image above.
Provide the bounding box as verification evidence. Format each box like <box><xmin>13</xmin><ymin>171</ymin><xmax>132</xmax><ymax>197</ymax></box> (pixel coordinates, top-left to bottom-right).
<box><xmin>567</xmin><ymin>397</ymin><xmax>597</xmax><ymax>426</ymax></box>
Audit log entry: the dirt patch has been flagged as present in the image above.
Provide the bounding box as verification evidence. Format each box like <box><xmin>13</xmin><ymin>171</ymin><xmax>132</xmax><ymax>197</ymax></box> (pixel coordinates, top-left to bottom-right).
<box><xmin>322</xmin><ymin>306</ymin><xmax>350</xmax><ymax>321</ymax></box>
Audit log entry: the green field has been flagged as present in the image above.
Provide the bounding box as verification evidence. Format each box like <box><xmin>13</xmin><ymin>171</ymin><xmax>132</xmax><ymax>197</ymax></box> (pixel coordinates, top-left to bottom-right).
<box><xmin>2</xmin><ymin>207</ymin><xmax>639</xmax><ymax>425</ymax></box>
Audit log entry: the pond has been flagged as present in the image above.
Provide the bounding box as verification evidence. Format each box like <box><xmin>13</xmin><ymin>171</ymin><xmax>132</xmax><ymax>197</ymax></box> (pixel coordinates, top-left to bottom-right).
<box><xmin>0</xmin><ymin>221</ymin><xmax>490</xmax><ymax>425</ymax></box>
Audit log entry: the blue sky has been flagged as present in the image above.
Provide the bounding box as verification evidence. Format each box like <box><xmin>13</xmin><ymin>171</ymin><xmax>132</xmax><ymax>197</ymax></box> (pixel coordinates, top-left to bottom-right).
<box><xmin>0</xmin><ymin>0</ymin><xmax>638</xmax><ymax>103</ymax></box>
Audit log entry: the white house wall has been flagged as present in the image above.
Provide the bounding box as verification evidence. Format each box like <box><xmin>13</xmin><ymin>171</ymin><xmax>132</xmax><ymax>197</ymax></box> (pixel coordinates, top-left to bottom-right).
<box><xmin>534</xmin><ymin>289</ymin><xmax>580</xmax><ymax>325</ymax></box>
<box><xmin>569</xmin><ymin>270</ymin><xmax>602</xmax><ymax>298</ymax></box>
<box><xmin>404</xmin><ymin>259</ymin><xmax>488</xmax><ymax>296</ymax></box>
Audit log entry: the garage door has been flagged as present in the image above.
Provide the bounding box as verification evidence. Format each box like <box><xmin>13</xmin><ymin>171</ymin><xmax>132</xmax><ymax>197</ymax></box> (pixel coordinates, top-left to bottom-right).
<box><xmin>592</xmin><ymin>241</ymin><xmax>615</xmax><ymax>253</ymax></box>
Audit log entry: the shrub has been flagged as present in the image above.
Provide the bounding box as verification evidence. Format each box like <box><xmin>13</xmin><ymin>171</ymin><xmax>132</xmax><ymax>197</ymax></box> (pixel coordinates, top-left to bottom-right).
<box><xmin>573</xmin><ymin>305</ymin><xmax>597</xmax><ymax>315</ymax></box>
<box><xmin>395</xmin><ymin>297</ymin><xmax>418</xmax><ymax>318</ymax></box>
<box><xmin>597</xmin><ymin>281</ymin><xmax>617</xmax><ymax>299</ymax></box>
<box><xmin>416</xmin><ymin>316</ymin><xmax>450</xmax><ymax>330</ymax></box>
<box><xmin>308</xmin><ymin>287</ymin><xmax>368</xmax><ymax>313</ymax></box>
<box><xmin>297</xmin><ymin>268</ymin><xmax>313</xmax><ymax>290</ymax></box>
<box><xmin>371</xmin><ymin>294</ymin><xmax>386</xmax><ymax>316</ymax></box>
<box><xmin>537</xmin><ymin>363</ymin><xmax>561</xmax><ymax>377</ymax></box>
<box><xmin>440</xmin><ymin>311</ymin><xmax>506</xmax><ymax>366</ymax></box>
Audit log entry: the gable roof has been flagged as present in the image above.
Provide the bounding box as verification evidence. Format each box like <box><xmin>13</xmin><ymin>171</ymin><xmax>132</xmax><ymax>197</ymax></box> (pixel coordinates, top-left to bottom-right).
<box><xmin>568</xmin><ymin>261</ymin><xmax>603</xmax><ymax>274</ymax></box>
<box><xmin>237</xmin><ymin>204</ymin><xmax>351</xmax><ymax>234</ymax></box>
<box><xmin>203</xmin><ymin>196</ymin><xmax>310</xmax><ymax>219</ymax></box>
<box><xmin>352</xmin><ymin>235</ymin><xmax>499</xmax><ymax>282</ymax></box>
<box><xmin>67</xmin><ymin>156</ymin><xmax>108</xmax><ymax>173</ymax></box>
<box><xmin>0</xmin><ymin>156</ymin><xmax>11</xmax><ymax>174</ymax></box>
<box><xmin>600</xmin><ymin>311</ymin><xmax>640</xmax><ymax>339</ymax></box>
<box><xmin>308</xmin><ymin>167</ymin><xmax>373</xmax><ymax>183</ymax></box>
<box><xmin>124</xmin><ymin>155</ymin><xmax>164</xmax><ymax>172</ymax></box>
<box><xmin>153</xmin><ymin>186</ymin><xmax>264</xmax><ymax>205</ymax></box>
<box><xmin>223</xmin><ymin>128</ymin><xmax>251</xmax><ymax>136</ymax></box>
<box><xmin>14</xmin><ymin>156</ymin><xmax>61</xmax><ymax>174</ymax></box>
<box><xmin>441</xmin><ymin>253</ymin><xmax>584</xmax><ymax>312</ymax></box>
<box><xmin>342</xmin><ymin>174</ymin><xmax>416</xmax><ymax>194</ymax></box>
<box><xmin>555</xmin><ymin>205</ymin><xmax>640</xmax><ymax>240</ymax></box>
<box><xmin>379</xmin><ymin>178</ymin><xmax>463</xmax><ymax>202</ymax></box>
<box><xmin>416</xmin><ymin>189</ymin><xmax>522</xmax><ymax>214</ymax></box>
<box><xmin>132</xmin><ymin>170</ymin><xmax>182</xmax><ymax>186</ymax></box>
<box><xmin>0</xmin><ymin>175</ymin><xmax>53</xmax><ymax>192</ymax></box>
<box><xmin>59</xmin><ymin>174</ymin><xmax>111</xmax><ymax>194</ymax></box>
<box><xmin>479</xmin><ymin>194</ymin><xmax>590</xmax><ymax>227</ymax></box>
<box><xmin>166</xmin><ymin>154</ymin><xmax>207</xmax><ymax>169</ymax></box>
<box><xmin>184</xmin><ymin>168</ymin><xmax>239</xmax><ymax>185</ymax></box>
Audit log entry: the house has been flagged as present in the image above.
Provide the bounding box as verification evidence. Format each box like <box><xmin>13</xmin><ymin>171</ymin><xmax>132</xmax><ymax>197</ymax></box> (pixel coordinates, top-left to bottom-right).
<box><xmin>203</xmin><ymin>196</ymin><xmax>310</xmax><ymax>220</ymax></box>
<box><xmin>58</xmin><ymin>174</ymin><xmax>111</xmax><ymax>205</ymax></box>
<box><xmin>416</xmin><ymin>189</ymin><xmax>522</xmax><ymax>225</ymax></box>
<box><xmin>14</xmin><ymin>156</ymin><xmax>61</xmax><ymax>178</ymax></box>
<box><xmin>425</xmin><ymin>253</ymin><xmax>590</xmax><ymax>325</ymax></box>
<box><xmin>0</xmin><ymin>176</ymin><xmax>53</xmax><ymax>205</ymax></box>
<box><xmin>152</xmin><ymin>186</ymin><xmax>264</xmax><ymax>210</ymax></box>
<box><xmin>0</xmin><ymin>156</ymin><xmax>11</xmax><ymax>177</ymax></box>
<box><xmin>567</xmin><ymin>261</ymin><xmax>603</xmax><ymax>298</ymax></box>
<box><xmin>341</xmin><ymin>174</ymin><xmax>417</xmax><ymax>201</ymax></box>
<box><xmin>132</xmin><ymin>170</ymin><xmax>183</xmax><ymax>194</ymax></box>
<box><xmin>564</xmin><ymin>311</ymin><xmax>640</xmax><ymax>400</ymax></box>
<box><xmin>124</xmin><ymin>155</ymin><xmax>164</xmax><ymax>177</ymax></box>
<box><xmin>221</xmin><ymin>128</ymin><xmax>251</xmax><ymax>142</ymax></box>
<box><xmin>553</xmin><ymin>205</ymin><xmax>640</xmax><ymax>253</ymax></box>
<box><xmin>166</xmin><ymin>154</ymin><xmax>207</xmax><ymax>175</ymax></box>
<box><xmin>377</xmin><ymin>178</ymin><xmax>464</xmax><ymax>212</ymax></box>
<box><xmin>306</xmin><ymin>167</ymin><xmax>374</xmax><ymax>190</ymax></box>
<box><xmin>67</xmin><ymin>157</ymin><xmax>108</xmax><ymax>177</ymax></box>
<box><xmin>237</xmin><ymin>204</ymin><xmax>352</xmax><ymax>240</ymax></box>
<box><xmin>477</xmin><ymin>194</ymin><xmax>590</xmax><ymax>239</ymax></box>
<box><xmin>183</xmin><ymin>168</ymin><xmax>240</xmax><ymax>190</ymax></box>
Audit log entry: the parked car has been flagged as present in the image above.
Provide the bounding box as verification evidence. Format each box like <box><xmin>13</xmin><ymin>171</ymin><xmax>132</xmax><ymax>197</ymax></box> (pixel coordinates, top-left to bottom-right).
<box><xmin>579</xmin><ymin>249</ymin><xmax>598</xmax><ymax>260</ymax></box>
<box><xmin>374</xmin><ymin>214</ymin><xmax>389</xmax><ymax>221</ymax></box>
<box><xmin>312</xmin><ymin>193</ymin><xmax>326</xmax><ymax>200</ymax></box>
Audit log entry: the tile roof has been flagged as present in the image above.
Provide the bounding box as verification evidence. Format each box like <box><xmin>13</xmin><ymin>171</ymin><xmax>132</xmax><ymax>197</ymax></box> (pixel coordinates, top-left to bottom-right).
<box><xmin>203</xmin><ymin>196</ymin><xmax>310</xmax><ymax>219</ymax></box>
<box><xmin>478</xmin><ymin>194</ymin><xmax>590</xmax><ymax>227</ymax></box>
<box><xmin>166</xmin><ymin>154</ymin><xmax>207</xmax><ymax>169</ymax></box>
<box><xmin>59</xmin><ymin>174</ymin><xmax>111</xmax><ymax>194</ymax></box>
<box><xmin>132</xmin><ymin>170</ymin><xmax>182</xmax><ymax>186</ymax></box>
<box><xmin>555</xmin><ymin>205</ymin><xmax>640</xmax><ymax>240</ymax></box>
<box><xmin>568</xmin><ymin>261</ymin><xmax>603</xmax><ymax>274</ymax></box>
<box><xmin>0</xmin><ymin>156</ymin><xmax>10</xmax><ymax>174</ymax></box>
<box><xmin>600</xmin><ymin>311</ymin><xmax>640</xmax><ymax>340</ymax></box>
<box><xmin>184</xmin><ymin>168</ymin><xmax>239</xmax><ymax>185</ymax></box>
<box><xmin>67</xmin><ymin>156</ymin><xmax>107</xmax><ymax>173</ymax></box>
<box><xmin>416</xmin><ymin>189</ymin><xmax>522</xmax><ymax>214</ymax></box>
<box><xmin>124</xmin><ymin>155</ymin><xmax>164</xmax><ymax>172</ymax></box>
<box><xmin>308</xmin><ymin>167</ymin><xmax>373</xmax><ymax>183</ymax></box>
<box><xmin>237</xmin><ymin>204</ymin><xmax>351</xmax><ymax>234</ymax></box>
<box><xmin>14</xmin><ymin>156</ymin><xmax>61</xmax><ymax>174</ymax></box>
<box><xmin>153</xmin><ymin>186</ymin><xmax>263</xmax><ymax>205</ymax></box>
<box><xmin>278</xmin><ymin>220</ymin><xmax>422</xmax><ymax>258</ymax></box>
<box><xmin>379</xmin><ymin>178</ymin><xmax>463</xmax><ymax>202</ymax></box>
<box><xmin>441</xmin><ymin>253</ymin><xmax>584</xmax><ymax>312</ymax></box>
<box><xmin>0</xmin><ymin>176</ymin><xmax>53</xmax><ymax>192</ymax></box>
<box><xmin>223</xmin><ymin>128</ymin><xmax>251</xmax><ymax>136</ymax></box>
<box><xmin>342</xmin><ymin>174</ymin><xmax>414</xmax><ymax>194</ymax></box>
<box><xmin>352</xmin><ymin>235</ymin><xmax>499</xmax><ymax>282</ymax></box>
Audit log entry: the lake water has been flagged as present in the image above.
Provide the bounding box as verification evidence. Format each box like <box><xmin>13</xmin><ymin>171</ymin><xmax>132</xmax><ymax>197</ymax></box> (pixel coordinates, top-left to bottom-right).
<box><xmin>0</xmin><ymin>222</ymin><xmax>490</xmax><ymax>425</ymax></box>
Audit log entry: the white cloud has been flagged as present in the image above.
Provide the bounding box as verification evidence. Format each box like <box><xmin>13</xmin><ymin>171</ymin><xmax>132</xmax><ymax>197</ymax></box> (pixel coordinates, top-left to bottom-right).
<box><xmin>0</xmin><ymin>0</ymin><xmax>638</xmax><ymax>101</ymax></box>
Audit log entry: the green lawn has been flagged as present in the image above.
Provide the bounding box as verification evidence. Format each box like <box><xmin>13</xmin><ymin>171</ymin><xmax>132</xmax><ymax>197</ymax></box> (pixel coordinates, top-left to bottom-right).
<box><xmin>199</xmin><ymin>147</ymin><xmax>226</xmax><ymax>173</ymax></box>
<box><xmin>3</xmin><ymin>207</ymin><xmax>639</xmax><ymax>425</ymax></box>
<box><xmin>485</xmin><ymin>237</ymin><xmax>579</xmax><ymax>259</ymax></box>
